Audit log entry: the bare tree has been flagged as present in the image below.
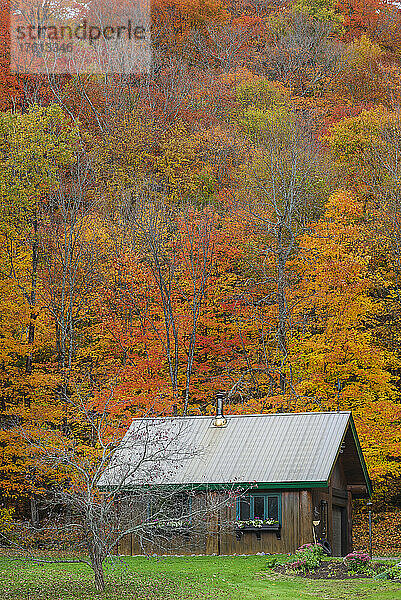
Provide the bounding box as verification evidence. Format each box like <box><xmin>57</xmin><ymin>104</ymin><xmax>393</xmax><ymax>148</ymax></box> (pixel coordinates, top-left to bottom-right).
<box><xmin>187</xmin><ymin>24</ymin><xmax>249</xmax><ymax>71</ymax></box>
<box><xmin>9</xmin><ymin>385</ymin><xmax>238</xmax><ymax>592</ymax></box>
<box><xmin>135</xmin><ymin>56</ymin><xmax>196</xmax><ymax>126</ymax></box>
<box><xmin>261</xmin><ymin>11</ymin><xmax>343</xmax><ymax>95</ymax></box>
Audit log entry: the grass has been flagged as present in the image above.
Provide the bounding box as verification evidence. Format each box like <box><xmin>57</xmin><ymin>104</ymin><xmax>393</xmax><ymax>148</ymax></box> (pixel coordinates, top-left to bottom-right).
<box><xmin>0</xmin><ymin>554</ymin><xmax>400</xmax><ymax>599</ymax></box>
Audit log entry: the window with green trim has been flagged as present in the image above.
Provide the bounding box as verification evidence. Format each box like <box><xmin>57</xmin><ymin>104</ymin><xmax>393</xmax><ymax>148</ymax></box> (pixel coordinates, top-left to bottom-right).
<box><xmin>236</xmin><ymin>493</ymin><xmax>281</xmax><ymax>523</ymax></box>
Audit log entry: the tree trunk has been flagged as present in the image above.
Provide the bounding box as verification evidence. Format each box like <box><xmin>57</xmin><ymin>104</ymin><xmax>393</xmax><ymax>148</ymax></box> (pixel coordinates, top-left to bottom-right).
<box><xmin>91</xmin><ymin>555</ymin><xmax>106</xmax><ymax>592</ymax></box>
<box><xmin>30</xmin><ymin>495</ymin><xmax>39</xmax><ymax>528</ymax></box>
<box><xmin>26</xmin><ymin>217</ymin><xmax>38</xmax><ymax>374</ymax></box>
<box><xmin>277</xmin><ymin>221</ymin><xmax>287</xmax><ymax>393</ymax></box>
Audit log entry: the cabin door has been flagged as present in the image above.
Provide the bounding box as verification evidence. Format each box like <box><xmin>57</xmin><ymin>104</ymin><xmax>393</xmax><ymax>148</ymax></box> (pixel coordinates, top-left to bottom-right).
<box><xmin>332</xmin><ymin>506</ymin><xmax>344</xmax><ymax>556</ymax></box>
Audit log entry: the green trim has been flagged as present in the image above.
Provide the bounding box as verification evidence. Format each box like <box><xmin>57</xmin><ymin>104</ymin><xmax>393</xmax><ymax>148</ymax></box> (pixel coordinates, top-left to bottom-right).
<box><xmin>236</xmin><ymin>492</ymin><xmax>282</xmax><ymax>524</ymax></box>
<box><xmin>194</xmin><ymin>481</ymin><xmax>328</xmax><ymax>491</ymax></box>
<box><xmin>100</xmin><ymin>480</ymin><xmax>330</xmax><ymax>492</ymax></box>
<box><xmin>185</xmin><ymin>481</ymin><xmax>329</xmax><ymax>491</ymax></box>
<box><xmin>349</xmin><ymin>414</ymin><xmax>373</xmax><ymax>497</ymax></box>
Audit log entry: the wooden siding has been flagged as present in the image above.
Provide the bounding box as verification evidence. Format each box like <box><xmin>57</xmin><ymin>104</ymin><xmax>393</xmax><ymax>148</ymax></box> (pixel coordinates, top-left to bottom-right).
<box><xmin>119</xmin><ymin>489</ymin><xmax>317</xmax><ymax>556</ymax></box>
<box><xmin>310</xmin><ymin>453</ymin><xmax>353</xmax><ymax>556</ymax></box>
<box><xmin>117</xmin><ymin>454</ymin><xmax>355</xmax><ymax>557</ymax></box>
<box><xmin>331</xmin><ymin>456</ymin><xmax>347</xmax><ymax>489</ymax></box>
<box><xmin>299</xmin><ymin>490</ymin><xmax>313</xmax><ymax>546</ymax></box>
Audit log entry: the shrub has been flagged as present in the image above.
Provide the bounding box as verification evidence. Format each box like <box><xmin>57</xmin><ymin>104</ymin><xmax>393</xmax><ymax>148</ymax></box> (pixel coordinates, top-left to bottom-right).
<box><xmin>297</xmin><ymin>543</ymin><xmax>325</xmax><ymax>558</ymax></box>
<box><xmin>343</xmin><ymin>551</ymin><xmax>371</xmax><ymax>572</ymax></box>
<box><xmin>287</xmin><ymin>543</ymin><xmax>325</xmax><ymax>572</ymax></box>
<box><xmin>374</xmin><ymin>563</ymin><xmax>401</xmax><ymax>581</ymax></box>
<box><xmin>383</xmin><ymin>564</ymin><xmax>401</xmax><ymax>580</ymax></box>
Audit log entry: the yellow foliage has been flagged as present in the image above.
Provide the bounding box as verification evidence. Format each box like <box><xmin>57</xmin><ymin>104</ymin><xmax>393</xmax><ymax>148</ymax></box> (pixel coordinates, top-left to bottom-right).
<box><xmin>0</xmin><ymin>507</ymin><xmax>14</xmax><ymax>533</ymax></box>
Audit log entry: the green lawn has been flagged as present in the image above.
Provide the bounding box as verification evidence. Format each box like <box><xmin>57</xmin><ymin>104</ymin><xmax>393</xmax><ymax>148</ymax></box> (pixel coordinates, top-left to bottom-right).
<box><xmin>0</xmin><ymin>555</ymin><xmax>400</xmax><ymax>600</ymax></box>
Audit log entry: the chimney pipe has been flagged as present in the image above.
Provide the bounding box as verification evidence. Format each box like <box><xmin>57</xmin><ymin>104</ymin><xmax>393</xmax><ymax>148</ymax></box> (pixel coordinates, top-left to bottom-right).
<box><xmin>213</xmin><ymin>392</ymin><xmax>227</xmax><ymax>427</ymax></box>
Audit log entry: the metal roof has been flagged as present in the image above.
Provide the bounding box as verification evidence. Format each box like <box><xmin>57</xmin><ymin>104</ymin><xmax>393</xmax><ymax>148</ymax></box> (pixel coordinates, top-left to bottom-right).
<box><xmin>99</xmin><ymin>411</ymin><xmax>369</xmax><ymax>490</ymax></box>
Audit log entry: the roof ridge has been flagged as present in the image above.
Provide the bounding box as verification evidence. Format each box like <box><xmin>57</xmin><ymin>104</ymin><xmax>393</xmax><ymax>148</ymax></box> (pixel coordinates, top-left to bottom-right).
<box><xmin>132</xmin><ymin>411</ymin><xmax>352</xmax><ymax>421</ymax></box>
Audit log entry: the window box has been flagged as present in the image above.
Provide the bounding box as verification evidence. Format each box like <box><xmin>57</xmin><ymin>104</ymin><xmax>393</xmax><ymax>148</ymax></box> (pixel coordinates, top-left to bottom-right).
<box><xmin>234</xmin><ymin>523</ymin><xmax>281</xmax><ymax>540</ymax></box>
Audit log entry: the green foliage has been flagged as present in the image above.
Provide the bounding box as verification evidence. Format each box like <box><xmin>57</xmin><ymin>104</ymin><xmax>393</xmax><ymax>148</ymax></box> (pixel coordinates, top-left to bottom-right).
<box><xmin>327</xmin><ymin>106</ymin><xmax>393</xmax><ymax>177</ymax></box>
<box><xmin>286</xmin><ymin>543</ymin><xmax>326</xmax><ymax>572</ymax></box>
<box><xmin>235</xmin><ymin>78</ymin><xmax>296</xmax><ymax>141</ymax></box>
<box><xmin>0</xmin><ymin>104</ymin><xmax>79</xmax><ymax>238</ymax></box>
<box><xmin>374</xmin><ymin>562</ymin><xmax>401</xmax><ymax>581</ymax></box>
<box><xmin>239</xmin><ymin>105</ymin><xmax>292</xmax><ymax>138</ymax></box>
<box><xmin>265</xmin><ymin>556</ymin><xmax>279</xmax><ymax>568</ymax></box>
<box><xmin>293</xmin><ymin>0</ymin><xmax>344</xmax><ymax>30</ymax></box>
<box><xmin>194</xmin><ymin>170</ymin><xmax>217</xmax><ymax>204</ymax></box>
<box><xmin>0</xmin><ymin>105</ymin><xmax>79</xmax><ymax>206</ymax></box>
<box><xmin>236</xmin><ymin>78</ymin><xmax>291</xmax><ymax>111</ymax></box>
<box><xmin>343</xmin><ymin>551</ymin><xmax>371</xmax><ymax>573</ymax></box>
<box><xmin>328</xmin><ymin>107</ymin><xmax>383</xmax><ymax>164</ymax></box>
<box><xmin>382</xmin><ymin>564</ymin><xmax>401</xmax><ymax>580</ymax></box>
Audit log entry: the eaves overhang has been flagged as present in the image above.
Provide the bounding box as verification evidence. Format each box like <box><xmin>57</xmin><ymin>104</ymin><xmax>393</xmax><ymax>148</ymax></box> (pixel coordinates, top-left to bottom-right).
<box><xmin>99</xmin><ymin>480</ymin><xmax>331</xmax><ymax>492</ymax></box>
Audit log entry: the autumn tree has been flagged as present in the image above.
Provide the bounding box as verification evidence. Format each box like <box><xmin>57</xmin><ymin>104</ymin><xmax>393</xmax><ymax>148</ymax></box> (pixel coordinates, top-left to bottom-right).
<box><xmin>258</xmin><ymin>8</ymin><xmax>343</xmax><ymax>95</ymax></box>
<box><xmin>288</xmin><ymin>189</ymin><xmax>401</xmax><ymax>487</ymax></box>
<box><xmin>0</xmin><ymin>105</ymin><xmax>80</xmax><ymax>513</ymax></box>
<box><xmin>230</xmin><ymin>79</ymin><xmax>329</xmax><ymax>402</ymax></box>
<box><xmin>98</xmin><ymin>196</ymin><xmax>217</xmax><ymax>415</ymax></box>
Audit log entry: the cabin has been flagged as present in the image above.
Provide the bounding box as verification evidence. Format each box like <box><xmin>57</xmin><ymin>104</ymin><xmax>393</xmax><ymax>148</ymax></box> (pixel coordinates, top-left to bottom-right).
<box><xmin>103</xmin><ymin>409</ymin><xmax>372</xmax><ymax>557</ymax></box>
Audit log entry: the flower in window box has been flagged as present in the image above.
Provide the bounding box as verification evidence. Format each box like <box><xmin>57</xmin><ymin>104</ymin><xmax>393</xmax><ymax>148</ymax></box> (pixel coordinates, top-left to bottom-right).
<box><xmin>236</xmin><ymin>519</ymin><xmax>279</xmax><ymax>528</ymax></box>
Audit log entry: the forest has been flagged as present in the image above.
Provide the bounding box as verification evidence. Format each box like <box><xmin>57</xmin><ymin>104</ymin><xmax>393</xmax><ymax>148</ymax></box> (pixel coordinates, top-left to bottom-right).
<box><xmin>1</xmin><ymin>0</ymin><xmax>401</xmax><ymax>551</ymax></box>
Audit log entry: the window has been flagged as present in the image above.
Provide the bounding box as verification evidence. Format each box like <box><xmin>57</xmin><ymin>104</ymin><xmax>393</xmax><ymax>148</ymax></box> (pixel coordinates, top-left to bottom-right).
<box><xmin>236</xmin><ymin>493</ymin><xmax>281</xmax><ymax>523</ymax></box>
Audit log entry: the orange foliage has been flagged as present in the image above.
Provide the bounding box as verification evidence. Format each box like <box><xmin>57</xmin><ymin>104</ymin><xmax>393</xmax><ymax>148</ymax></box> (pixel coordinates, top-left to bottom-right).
<box><xmin>353</xmin><ymin>510</ymin><xmax>401</xmax><ymax>556</ymax></box>
<box><xmin>1</xmin><ymin>0</ymin><xmax>401</xmax><ymax>521</ymax></box>
<box><xmin>0</xmin><ymin>0</ymin><xmax>24</xmax><ymax>111</ymax></box>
